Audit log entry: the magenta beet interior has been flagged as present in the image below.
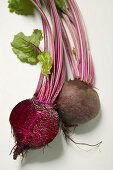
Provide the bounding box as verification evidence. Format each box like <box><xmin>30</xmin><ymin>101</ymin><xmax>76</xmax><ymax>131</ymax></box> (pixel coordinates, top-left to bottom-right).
<box><xmin>10</xmin><ymin>99</ymin><xmax>59</xmax><ymax>149</ymax></box>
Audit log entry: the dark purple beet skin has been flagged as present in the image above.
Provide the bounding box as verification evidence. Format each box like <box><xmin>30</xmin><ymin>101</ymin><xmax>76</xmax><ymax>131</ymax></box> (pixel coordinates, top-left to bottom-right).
<box><xmin>10</xmin><ymin>99</ymin><xmax>59</xmax><ymax>159</ymax></box>
<box><xmin>57</xmin><ymin>79</ymin><xmax>100</xmax><ymax>126</ymax></box>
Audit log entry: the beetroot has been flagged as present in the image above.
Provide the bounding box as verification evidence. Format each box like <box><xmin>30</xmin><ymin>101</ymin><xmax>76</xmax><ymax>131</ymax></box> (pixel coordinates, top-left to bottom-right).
<box><xmin>53</xmin><ymin>0</ymin><xmax>101</xmax><ymax>127</ymax></box>
<box><xmin>57</xmin><ymin>79</ymin><xmax>100</xmax><ymax>126</ymax></box>
<box><xmin>10</xmin><ymin>99</ymin><xmax>59</xmax><ymax>159</ymax></box>
<box><xmin>9</xmin><ymin>0</ymin><xmax>66</xmax><ymax>159</ymax></box>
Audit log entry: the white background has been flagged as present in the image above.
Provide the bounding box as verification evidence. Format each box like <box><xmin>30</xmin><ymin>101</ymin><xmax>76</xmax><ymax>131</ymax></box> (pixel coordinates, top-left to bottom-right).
<box><xmin>0</xmin><ymin>0</ymin><xmax>113</xmax><ymax>170</ymax></box>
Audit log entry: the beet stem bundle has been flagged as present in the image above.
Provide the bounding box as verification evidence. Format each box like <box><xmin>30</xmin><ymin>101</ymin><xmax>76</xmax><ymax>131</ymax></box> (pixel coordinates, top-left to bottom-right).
<box><xmin>64</xmin><ymin>0</ymin><xmax>94</xmax><ymax>84</ymax></box>
<box><xmin>33</xmin><ymin>0</ymin><xmax>66</xmax><ymax>104</ymax></box>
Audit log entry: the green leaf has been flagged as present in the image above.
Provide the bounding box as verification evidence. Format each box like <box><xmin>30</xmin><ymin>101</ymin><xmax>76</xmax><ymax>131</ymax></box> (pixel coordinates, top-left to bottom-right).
<box><xmin>40</xmin><ymin>0</ymin><xmax>44</xmax><ymax>5</ymax></box>
<box><xmin>37</xmin><ymin>51</ymin><xmax>52</xmax><ymax>76</ymax></box>
<box><xmin>73</xmin><ymin>47</ymin><xmax>76</xmax><ymax>56</ymax></box>
<box><xmin>55</xmin><ymin>0</ymin><xmax>68</xmax><ymax>12</ymax></box>
<box><xmin>8</xmin><ymin>0</ymin><xmax>35</xmax><ymax>15</ymax></box>
<box><xmin>11</xmin><ymin>29</ymin><xmax>43</xmax><ymax>65</ymax></box>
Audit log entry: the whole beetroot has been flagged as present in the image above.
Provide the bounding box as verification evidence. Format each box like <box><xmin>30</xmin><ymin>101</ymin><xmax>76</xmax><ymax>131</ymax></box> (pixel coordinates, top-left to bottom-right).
<box><xmin>57</xmin><ymin>79</ymin><xmax>100</xmax><ymax>126</ymax></box>
<box><xmin>55</xmin><ymin>0</ymin><xmax>101</xmax><ymax>127</ymax></box>
<box><xmin>9</xmin><ymin>0</ymin><xmax>66</xmax><ymax>160</ymax></box>
<box><xmin>10</xmin><ymin>99</ymin><xmax>59</xmax><ymax>159</ymax></box>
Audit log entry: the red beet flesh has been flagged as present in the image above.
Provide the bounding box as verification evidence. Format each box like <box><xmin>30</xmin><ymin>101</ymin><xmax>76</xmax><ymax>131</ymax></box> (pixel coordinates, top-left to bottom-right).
<box><xmin>10</xmin><ymin>99</ymin><xmax>59</xmax><ymax>159</ymax></box>
<box><xmin>57</xmin><ymin>79</ymin><xmax>100</xmax><ymax>126</ymax></box>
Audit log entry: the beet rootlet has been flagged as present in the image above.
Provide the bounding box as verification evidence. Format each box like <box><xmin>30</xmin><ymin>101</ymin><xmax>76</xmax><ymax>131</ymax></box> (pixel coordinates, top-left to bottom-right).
<box><xmin>10</xmin><ymin>99</ymin><xmax>59</xmax><ymax>159</ymax></box>
<box><xmin>57</xmin><ymin>79</ymin><xmax>100</xmax><ymax>126</ymax></box>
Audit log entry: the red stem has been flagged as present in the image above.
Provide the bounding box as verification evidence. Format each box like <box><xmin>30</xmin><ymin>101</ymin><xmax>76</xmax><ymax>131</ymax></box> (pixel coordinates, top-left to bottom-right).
<box><xmin>36</xmin><ymin>0</ymin><xmax>50</xmax><ymax>102</ymax></box>
<box><xmin>63</xmin><ymin>13</ymin><xmax>80</xmax><ymax>62</ymax></box>
<box><xmin>48</xmin><ymin>0</ymin><xmax>64</xmax><ymax>100</ymax></box>
<box><xmin>61</xmin><ymin>17</ymin><xmax>80</xmax><ymax>78</ymax></box>
<box><xmin>61</xmin><ymin>21</ymin><xmax>79</xmax><ymax>78</ymax></box>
